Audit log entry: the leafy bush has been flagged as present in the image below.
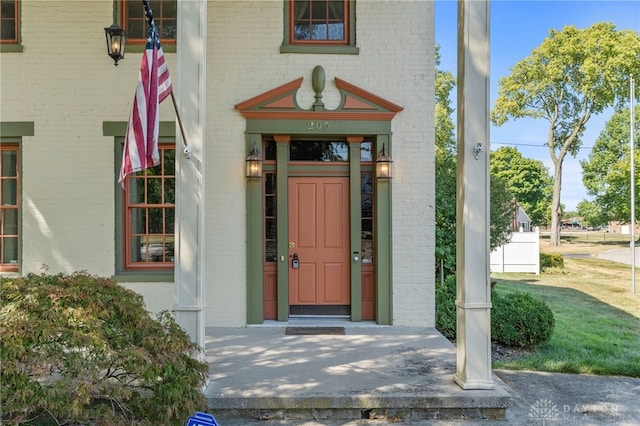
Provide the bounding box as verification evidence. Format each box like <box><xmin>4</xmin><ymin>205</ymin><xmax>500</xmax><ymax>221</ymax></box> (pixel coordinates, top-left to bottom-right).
<box><xmin>540</xmin><ymin>252</ymin><xmax>564</xmax><ymax>271</ymax></box>
<box><xmin>1</xmin><ymin>272</ymin><xmax>208</xmax><ymax>425</ymax></box>
<box><xmin>436</xmin><ymin>276</ymin><xmax>555</xmax><ymax>349</ymax></box>
<box><xmin>491</xmin><ymin>290</ymin><xmax>555</xmax><ymax>348</ymax></box>
<box><xmin>435</xmin><ymin>275</ymin><xmax>457</xmax><ymax>339</ymax></box>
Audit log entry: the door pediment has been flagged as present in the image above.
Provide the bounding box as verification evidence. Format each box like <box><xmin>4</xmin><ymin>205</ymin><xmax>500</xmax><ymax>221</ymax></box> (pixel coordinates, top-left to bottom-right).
<box><xmin>235</xmin><ymin>67</ymin><xmax>403</xmax><ymax>121</ymax></box>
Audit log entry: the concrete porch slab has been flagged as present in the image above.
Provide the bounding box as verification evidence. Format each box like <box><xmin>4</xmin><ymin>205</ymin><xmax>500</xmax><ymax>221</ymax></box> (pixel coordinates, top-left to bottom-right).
<box><xmin>203</xmin><ymin>323</ymin><xmax>511</xmax><ymax>423</ymax></box>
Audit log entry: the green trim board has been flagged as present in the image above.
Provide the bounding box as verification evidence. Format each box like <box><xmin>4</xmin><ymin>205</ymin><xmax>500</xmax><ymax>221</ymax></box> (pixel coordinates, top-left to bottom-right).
<box><xmin>349</xmin><ymin>142</ymin><xmax>362</xmax><ymax>322</ymax></box>
<box><xmin>103</xmin><ymin>121</ymin><xmax>176</xmax><ymax>137</ymax></box>
<box><xmin>0</xmin><ymin>122</ymin><xmax>34</xmax><ymax>136</ymax></box>
<box><xmin>246</xmin><ymin>133</ymin><xmax>265</xmax><ymax>324</ymax></box>
<box><xmin>276</xmin><ymin>141</ymin><xmax>290</xmax><ymax>322</ymax></box>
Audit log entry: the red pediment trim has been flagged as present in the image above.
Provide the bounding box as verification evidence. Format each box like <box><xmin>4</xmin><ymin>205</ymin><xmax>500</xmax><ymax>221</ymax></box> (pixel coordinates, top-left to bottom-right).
<box><xmin>235</xmin><ymin>75</ymin><xmax>403</xmax><ymax>121</ymax></box>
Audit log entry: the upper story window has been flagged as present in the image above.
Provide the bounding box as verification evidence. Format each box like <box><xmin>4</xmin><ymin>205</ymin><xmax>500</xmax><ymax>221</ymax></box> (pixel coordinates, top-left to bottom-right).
<box><xmin>282</xmin><ymin>0</ymin><xmax>358</xmax><ymax>54</ymax></box>
<box><xmin>121</xmin><ymin>0</ymin><xmax>176</xmax><ymax>45</ymax></box>
<box><xmin>0</xmin><ymin>0</ymin><xmax>19</xmax><ymax>44</ymax></box>
<box><xmin>292</xmin><ymin>0</ymin><xmax>347</xmax><ymax>44</ymax></box>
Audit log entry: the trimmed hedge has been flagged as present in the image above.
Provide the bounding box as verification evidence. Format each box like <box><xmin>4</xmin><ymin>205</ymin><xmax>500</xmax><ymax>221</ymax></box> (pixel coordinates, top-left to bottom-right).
<box><xmin>1</xmin><ymin>272</ymin><xmax>208</xmax><ymax>425</ymax></box>
<box><xmin>491</xmin><ymin>290</ymin><xmax>555</xmax><ymax>347</ymax></box>
<box><xmin>540</xmin><ymin>252</ymin><xmax>564</xmax><ymax>271</ymax></box>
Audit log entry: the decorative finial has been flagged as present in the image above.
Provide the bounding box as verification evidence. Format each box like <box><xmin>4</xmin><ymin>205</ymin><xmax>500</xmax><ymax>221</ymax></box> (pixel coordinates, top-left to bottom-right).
<box><xmin>312</xmin><ymin>65</ymin><xmax>326</xmax><ymax>110</ymax></box>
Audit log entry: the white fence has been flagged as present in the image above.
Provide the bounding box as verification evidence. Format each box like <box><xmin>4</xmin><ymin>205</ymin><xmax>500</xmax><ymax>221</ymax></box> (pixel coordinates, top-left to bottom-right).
<box><xmin>490</xmin><ymin>227</ymin><xmax>540</xmax><ymax>274</ymax></box>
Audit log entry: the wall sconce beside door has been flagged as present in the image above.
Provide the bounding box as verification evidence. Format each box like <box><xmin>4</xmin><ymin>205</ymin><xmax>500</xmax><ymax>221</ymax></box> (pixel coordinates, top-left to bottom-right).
<box><xmin>104</xmin><ymin>24</ymin><xmax>127</xmax><ymax>66</ymax></box>
<box><xmin>376</xmin><ymin>143</ymin><xmax>393</xmax><ymax>179</ymax></box>
<box><xmin>246</xmin><ymin>144</ymin><xmax>263</xmax><ymax>178</ymax></box>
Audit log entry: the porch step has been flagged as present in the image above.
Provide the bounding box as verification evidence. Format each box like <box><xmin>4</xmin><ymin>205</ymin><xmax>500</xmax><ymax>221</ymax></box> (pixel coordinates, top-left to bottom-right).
<box><xmin>206</xmin><ymin>393</ymin><xmax>511</xmax><ymax>422</ymax></box>
<box><xmin>203</xmin><ymin>326</ymin><xmax>512</xmax><ymax>423</ymax></box>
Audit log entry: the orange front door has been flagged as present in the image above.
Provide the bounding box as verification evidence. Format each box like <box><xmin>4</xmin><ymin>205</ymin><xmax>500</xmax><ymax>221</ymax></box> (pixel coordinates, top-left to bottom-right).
<box><xmin>288</xmin><ymin>177</ymin><xmax>350</xmax><ymax>312</ymax></box>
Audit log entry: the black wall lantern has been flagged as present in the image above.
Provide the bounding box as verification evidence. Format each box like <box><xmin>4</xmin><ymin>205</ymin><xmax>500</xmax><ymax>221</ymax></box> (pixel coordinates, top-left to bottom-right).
<box><xmin>376</xmin><ymin>143</ymin><xmax>393</xmax><ymax>179</ymax></box>
<box><xmin>104</xmin><ymin>24</ymin><xmax>127</xmax><ymax>66</ymax></box>
<box><xmin>246</xmin><ymin>144</ymin><xmax>263</xmax><ymax>178</ymax></box>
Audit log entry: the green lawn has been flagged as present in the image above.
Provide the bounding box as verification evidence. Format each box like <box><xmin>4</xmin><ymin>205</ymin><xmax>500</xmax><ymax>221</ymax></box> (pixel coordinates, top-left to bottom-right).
<box><xmin>491</xmin><ymin>251</ymin><xmax>640</xmax><ymax>377</ymax></box>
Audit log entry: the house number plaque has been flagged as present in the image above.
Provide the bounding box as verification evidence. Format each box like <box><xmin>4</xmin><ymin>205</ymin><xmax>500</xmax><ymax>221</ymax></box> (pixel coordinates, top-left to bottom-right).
<box><xmin>307</xmin><ymin>121</ymin><xmax>330</xmax><ymax>130</ymax></box>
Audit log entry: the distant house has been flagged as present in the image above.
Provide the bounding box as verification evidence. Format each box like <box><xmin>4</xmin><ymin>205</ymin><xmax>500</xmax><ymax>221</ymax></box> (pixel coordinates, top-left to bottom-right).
<box><xmin>513</xmin><ymin>203</ymin><xmax>532</xmax><ymax>232</ymax></box>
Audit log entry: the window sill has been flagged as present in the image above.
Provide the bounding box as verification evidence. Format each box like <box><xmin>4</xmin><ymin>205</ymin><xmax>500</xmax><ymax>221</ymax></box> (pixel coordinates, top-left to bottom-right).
<box><xmin>280</xmin><ymin>44</ymin><xmax>359</xmax><ymax>55</ymax></box>
<box><xmin>125</xmin><ymin>44</ymin><xmax>176</xmax><ymax>54</ymax></box>
<box><xmin>0</xmin><ymin>44</ymin><xmax>24</xmax><ymax>53</ymax></box>
<box><xmin>113</xmin><ymin>271</ymin><xmax>174</xmax><ymax>283</ymax></box>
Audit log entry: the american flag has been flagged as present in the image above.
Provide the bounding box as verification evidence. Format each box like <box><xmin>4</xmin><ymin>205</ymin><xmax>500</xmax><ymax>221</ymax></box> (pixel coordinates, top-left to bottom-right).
<box><xmin>118</xmin><ymin>12</ymin><xmax>172</xmax><ymax>188</ymax></box>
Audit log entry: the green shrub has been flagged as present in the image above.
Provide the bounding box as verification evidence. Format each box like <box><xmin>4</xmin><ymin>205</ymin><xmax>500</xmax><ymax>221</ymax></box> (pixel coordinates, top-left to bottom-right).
<box><xmin>1</xmin><ymin>272</ymin><xmax>208</xmax><ymax>425</ymax></box>
<box><xmin>540</xmin><ymin>252</ymin><xmax>564</xmax><ymax>271</ymax></box>
<box><xmin>435</xmin><ymin>275</ymin><xmax>457</xmax><ymax>339</ymax></box>
<box><xmin>491</xmin><ymin>290</ymin><xmax>555</xmax><ymax>348</ymax></box>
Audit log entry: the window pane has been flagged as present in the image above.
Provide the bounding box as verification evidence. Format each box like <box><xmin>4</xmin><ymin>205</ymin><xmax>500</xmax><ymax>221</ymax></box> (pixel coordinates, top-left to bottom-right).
<box><xmin>266</xmin><ymin>196</ymin><xmax>276</xmax><ymax>217</ymax></box>
<box><xmin>362</xmin><ymin>195</ymin><xmax>372</xmax><ymax>218</ymax></box>
<box><xmin>3</xmin><ymin>237</ymin><xmax>17</xmax><ymax>263</ymax></box>
<box><xmin>164</xmin><ymin>178</ymin><xmax>175</xmax><ymax>204</ymax></box>
<box><xmin>362</xmin><ymin>174</ymin><xmax>373</xmax><ymax>195</ymax></box>
<box><xmin>1</xmin><ymin>1</ymin><xmax>16</xmax><ymax>19</ymax></box>
<box><xmin>1</xmin><ymin>150</ymin><xmax>16</xmax><ymax>177</ymax></box>
<box><xmin>1</xmin><ymin>180</ymin><xmax>16</xmax><ymax>205</ymax></box>
<box><xmin>147</xmin><ymin>178</ymin><xmax>162</xmax><ymax>204</ymax></box>
<box><xmin>129</xmin><ymin>178</ymin><xmax>145</xmax><ymax>204</ymax></box>
<box><xmin>290</xmin><ymin>141</ymin><xmax>348</xmax><ymax>161</ymax></box>
<box><xmin>265</xmin><ymin>218</ymin><xmax>276</xmax><ymax>240</ymax></box>
<box><xmin>311</xmin><ymin>1</ymin><xmax>327</xmax><ymax>19</ymax></box>
<box><xmin>164</xmin><ymin>149</ymin><xmax>175</xmax><ymax>175</ymax></box>
<box><xmin>165</xmin><ymin>207</ymin><xmax>175</xmax><ymax>233</ymax></box>
<box><xmin>266</xmin><ymin>241</ymin><xmax>277</xmax><ymax>263</ymax></box>
<box><xmin>328</xmin><ymin>1</ymin><xmax>344</xmax><ymax>19</ymax></box>
<box><xmin>165</xmin><ymin>237</ymin><xmax>175</xmax><ymax>261</ymax></box>
<box><xmin>311</xmin><ymin>23</ymin><xmax>327</xmax><ymax>40</ymax></box>
<box><xmin>132</xmin><ymin>236</ymin><xmax>145</xmax><ymax>262</ymax></box>
<box><xmin>361</xmin><ymin>240</ymin><xmax>373</xmax><ymax>263</ymax></box>
<box><xmin>148</xmin><ymin>208</ymin><xmax>163</xmax><ymax>233</ymax></box>
<box><xmin>0</xmin><ymin>21</ymin><xmax>15</xmax><ymax>40</ymax></box>
<box><xmin>130</xmin><ymin>208</ymin><xmax>147</xmax><ymax>234</ymax></box>
<box><xmin>265</xmin><ymin>173</ymin><xmax>276</xmax><ymax>195</ymax></box>
<box><xmin>294</xmin><ymin>24</ymin><xmax>310</xmax><ymax>41</ymax></box>
<box><xmin>328</xmin><ymin>23</ymin><xmax>344</xmax><ymax>40</ymax></box>
<box><xmin>4</xmin><ymin>209</ymin><xmax>17</xmax><ymax>235</ymax></box>
<box><xmin>360</xmin><ymin>142</ymin><xmax>373</xmax><ymax>162</ymax></box>
<box><xmin>264</xmin><ymin>140</ymin><xmax>277</xmax><ymax>161</ymax></box>
<box><xmin>128</xmin><ymin>20</ymin><xmax>144</xmax><ymax>39</ymax></box>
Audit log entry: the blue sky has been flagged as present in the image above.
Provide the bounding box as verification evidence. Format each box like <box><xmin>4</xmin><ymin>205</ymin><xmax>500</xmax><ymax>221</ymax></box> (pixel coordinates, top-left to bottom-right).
<box><xmin>435</xmin><ymin>0</ymin><xmax>640</xmax><ymax>211</ymax></box>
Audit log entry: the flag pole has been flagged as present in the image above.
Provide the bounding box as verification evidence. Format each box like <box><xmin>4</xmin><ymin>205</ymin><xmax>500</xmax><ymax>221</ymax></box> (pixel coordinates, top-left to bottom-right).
<box><xmin>631</xmin><ymin>74</ymin><xmax>636</xmax><ymax>294</ymax></box>
<box><xmin>141</xmin><ymin>0</ymin><xmax>192</xmax><ymax>159</ymax></box>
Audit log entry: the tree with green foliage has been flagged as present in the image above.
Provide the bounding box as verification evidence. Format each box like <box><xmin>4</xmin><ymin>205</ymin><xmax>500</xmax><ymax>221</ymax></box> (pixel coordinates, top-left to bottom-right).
<box><xmin>490</xmin><ymin>146</ymin><xmax>553</xmax><ymax>226</ymax></box>
<box><xmin>491</xmin><ymin>22</ymin><xmax>640</xmax><ymax>246</ymax></box>
<box><xmin>435</xmin><ymin>46</ymin><xmax>514</xmax><ymax>278</ymax></box>
<box><xmin>581</xmin><ymin>107</ymin><xmax>640</xmax><ymax>223</ymax></box>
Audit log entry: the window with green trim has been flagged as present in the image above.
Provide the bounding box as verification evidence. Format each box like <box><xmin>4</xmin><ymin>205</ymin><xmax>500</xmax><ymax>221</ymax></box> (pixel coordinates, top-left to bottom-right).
<box><xmin>122</xmin><ymin>143</ymin><xmax>175</xmax><ymax>270</ymax></box>
<box><xmin>0</xmin><ymin>0</ymin><xmax>19</xmax><ymax>44</ymax></box>
<box><xmin>282</xmin><ymin>0</ymin><xmax>358</xmax><ymax>54</ymax></box>
<box><xmin>121</xmin><ymin>0</ymin><xmax>176</xmax><ymax>45</ymax></box>
<box><xmin>0</xmin><ymin>143</ymin><xmax>19</xmax><ymax>272</ymax></box>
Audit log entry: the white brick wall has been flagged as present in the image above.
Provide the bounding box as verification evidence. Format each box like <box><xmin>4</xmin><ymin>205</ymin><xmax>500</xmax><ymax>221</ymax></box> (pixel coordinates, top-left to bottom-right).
<box><xmin>1</xmin><ymin>0</ymin><xmax>434</xmax><ymax>327</ymax></box>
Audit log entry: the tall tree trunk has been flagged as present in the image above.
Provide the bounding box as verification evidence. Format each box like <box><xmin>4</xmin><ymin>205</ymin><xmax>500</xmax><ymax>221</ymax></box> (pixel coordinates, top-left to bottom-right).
<box><xmin>550</xmin><ymin>160</ymin><xmax>564</xmax><ymax>246</ymax></box>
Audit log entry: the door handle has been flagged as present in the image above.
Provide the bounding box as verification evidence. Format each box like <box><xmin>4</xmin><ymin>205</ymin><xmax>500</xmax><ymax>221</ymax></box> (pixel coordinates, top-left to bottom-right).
<box><xmin>292</xmin><ymin>253</ymin><xmax>299</xmax><ymax>269</ymax></box>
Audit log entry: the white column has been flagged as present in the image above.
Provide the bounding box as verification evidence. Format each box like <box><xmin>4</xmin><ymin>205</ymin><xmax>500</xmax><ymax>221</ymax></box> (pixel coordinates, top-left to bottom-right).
<box><xmin>453</xmin><ymin>0</ymin><xmax>495</xmax><ymax>390</ymax></box>
<box><xmin>174</xmin><ymin>0</ymin><xmax>207</xmax><ymax>352</ymax></box>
